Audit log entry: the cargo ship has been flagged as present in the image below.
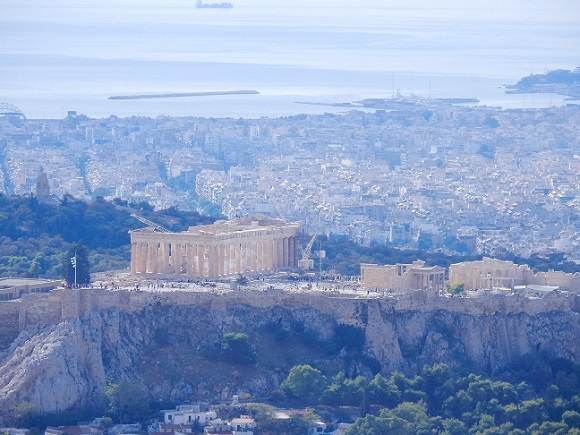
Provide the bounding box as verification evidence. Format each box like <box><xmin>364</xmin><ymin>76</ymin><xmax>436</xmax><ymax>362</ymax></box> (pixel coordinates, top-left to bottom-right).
<box><xmin>196</xmin><ymin>0</ymin><xmax>233</xmax><ymax>8</ymax></box>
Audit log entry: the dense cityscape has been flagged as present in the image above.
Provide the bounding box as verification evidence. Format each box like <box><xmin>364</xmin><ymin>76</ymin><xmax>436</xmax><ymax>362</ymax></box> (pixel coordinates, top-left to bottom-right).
<box><xmin>2</xmin><ymin>0</ymin><xmax>580</xmax><ymax>431</ymax></box>
<box><xmin>1</xmin><ymin>100</ymin><xmax>579</xmax><ymax>261</ymax></box>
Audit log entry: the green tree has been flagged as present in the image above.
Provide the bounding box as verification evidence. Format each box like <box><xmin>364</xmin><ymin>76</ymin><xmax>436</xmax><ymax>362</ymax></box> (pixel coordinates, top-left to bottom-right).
<box><xmin>479</xmin><ymin>422</ymin><xmax>522</xmax><ymax>434</ymax></box>
<box><xmin>442</xmin><ymin>389</ymin><xmax>473</xmax><ymax>419</ymax></box>
<box><xmin>391</xmin><ymin>371</ymin><xmax>426</xmax><ymax>402</ymax></box>
<box><xmin>345</xmin><ymin>414</ymin><xmax>392</xmax><ymax>435</ymax></box>
<box><xmin>563</xmin><ymin>410</ymin><xmax>580</xmax><ymax>428</ymax></box>
<box><xmin>491</xmin><ymin>381</ymin><xmax>518</xmax><ymax>405</ymax></box>
<box><xmin>441</xmin><ymin>418</ymin><xmax>467</xmax><ymax>435</ymax></box>
<box><xmin>104</xmin><ymin>382</ymin><xmax>149</xmax><ymax>423</ymax></box>
<box><xmin>445</xmin><ymin>283</ymin><xmax>465</xmax><ymax>295</ymax></box>
<box><xmin>10</xmin><ymin>401</ymin><xmax>39</xmax><ymax>427</ymax></box>
<box><xmin>515</xmin><ymin>398</ymin><xmax>547</xmax><ymax>429</ymax></box>
<box><xmin>281</xmin><ymin>364</ymin><xmax>326</xmax><ymax>404</ymax></box>
<box><xmin>368</xmin><ymin>373</ymin><xmax>402</xmax><ymax>407</ymax></box>
<box><xmin>320</xmin><ymin>372</ymin><xmax>366</xmax><ymax>406</ymax></box>
<box><xmin>63</xmin><ymin>243</ymin><xmax>90</xmax><ymax>285</ymax></box>
<box><xmin>221</xmin><ymin>332</ymin><xmax>256</xmax><ymax>365</ymax></box>
<box><xmin>390</xmin><ymin>401</ymin><xmax>432</xmax><ymax>429</ymax></box>
<box><xmin>470</xmin><ymin>413</ymin><xmax>496</xmax><ymax>433</ymax></box>
<box><xmin>423</xmin><ymin>363</ymin><xmax>453</xmax><ymax>413</ymax></box>
<box><xmin>527</xmin><ymin>421</ymin><xmax>569</xmax><ymax>435</ymax></box>
<box><xmin>347</xmin><ymin>403</ymin><xmax>434</xmax><ymax>435</ymax></box>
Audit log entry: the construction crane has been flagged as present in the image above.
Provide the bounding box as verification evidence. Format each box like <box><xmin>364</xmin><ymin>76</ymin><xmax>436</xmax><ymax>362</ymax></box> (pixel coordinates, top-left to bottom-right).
<box><xmin>298</xmin><ymin>235</ymin><xmax>317</xmax><ymax>270</ymax></box>
<box><xmin>131</xmin><ymin>213</ymin><xmax>172</xmax><ymax>233</ymax></box>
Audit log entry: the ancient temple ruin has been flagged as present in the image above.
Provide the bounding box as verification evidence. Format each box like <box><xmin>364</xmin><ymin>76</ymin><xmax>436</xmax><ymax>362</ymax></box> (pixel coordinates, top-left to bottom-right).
<box><xmin>129</xmin><ymin>216</ymin><xmax>300</xmax><ymax>279</ymax></box>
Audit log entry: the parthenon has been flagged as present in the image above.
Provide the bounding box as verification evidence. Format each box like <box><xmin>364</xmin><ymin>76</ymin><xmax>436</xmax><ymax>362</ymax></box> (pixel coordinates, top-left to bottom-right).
<box><xmin>129</xmin><ymin>216</ymin><xmax>301</xmax><ymax>278</ymax></box>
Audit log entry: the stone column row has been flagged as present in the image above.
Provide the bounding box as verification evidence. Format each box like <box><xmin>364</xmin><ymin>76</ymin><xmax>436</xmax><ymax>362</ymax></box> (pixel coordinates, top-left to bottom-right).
<box><xmin>414</xmin><ymin>271</ymin><xmax>445</xmax><ymax>291</ymax></box>
<box><xmin>132</xmin><ymin>235</ymin><xmax>298</xmax><ymax>278</ymax></box>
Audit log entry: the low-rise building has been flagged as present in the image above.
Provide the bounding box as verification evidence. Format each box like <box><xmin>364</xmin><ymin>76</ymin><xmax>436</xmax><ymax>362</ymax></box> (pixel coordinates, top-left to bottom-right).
<box><xmin>230</xmin><ymin>416</ymin><xmax>255</xmax><ymax>435</ymax></box>
<box><xmin>0</xmin><ymin>277</ymin><xmax>61</xmax><ymax>301</ymax></box>
<box><xmin>162</xmin><ymin>404</ymin><xmax>217</xmax><ymax>426</ymax></box>
<box><xmin>44</xmin><ymin>426</ymin><xmax>96</xmax><ymax>435</ymax></box>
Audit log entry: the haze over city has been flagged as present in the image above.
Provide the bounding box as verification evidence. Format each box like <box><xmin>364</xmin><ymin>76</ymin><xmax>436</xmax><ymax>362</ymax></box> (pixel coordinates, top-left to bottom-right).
<box><xmin>0</xmin><ymin>0</ymin><xmax>580</xmax><ymax>433</ymax></box>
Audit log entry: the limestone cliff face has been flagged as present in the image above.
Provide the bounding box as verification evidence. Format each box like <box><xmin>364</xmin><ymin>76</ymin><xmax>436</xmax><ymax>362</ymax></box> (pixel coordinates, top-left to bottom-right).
<box><xmin>0</xmin><ymin>290</ymin><xmax>578</xmax><ymax>420</ymax></box>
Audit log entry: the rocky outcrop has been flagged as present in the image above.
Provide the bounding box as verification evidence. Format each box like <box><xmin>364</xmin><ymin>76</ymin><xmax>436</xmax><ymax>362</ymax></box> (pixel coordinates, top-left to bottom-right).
<box><xmin>0</xmin><ymin>290</ymin><xmax>578</xmax><ymax>420</ymax></box>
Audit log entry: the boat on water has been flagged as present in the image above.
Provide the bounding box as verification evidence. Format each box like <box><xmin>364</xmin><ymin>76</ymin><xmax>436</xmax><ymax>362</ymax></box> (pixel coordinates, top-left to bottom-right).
<box><xmin>196</xmin><ymin>0</ymin><xmax>233</xmax><ymax>8</ymax></box>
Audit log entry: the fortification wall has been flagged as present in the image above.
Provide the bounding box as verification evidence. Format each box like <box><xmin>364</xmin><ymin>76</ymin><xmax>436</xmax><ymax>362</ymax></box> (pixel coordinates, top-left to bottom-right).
<box><xmin>0</xmin><ymin>301</ymin><xmax>21</xmax><ymax>348</ymax></box>
<box><xmin>18</xmin><ymin>292</ymin><xmax>63</xmax><ymax>330</ymax></box>
<box><xmin>533</xmin><ymin>270</ymin><xmax>580</xmax><ymax>291</ymax></box>
<box><xmin>0</xmin><ymin>286</ymin><xmax>577</xmax><ymax>350</ymax></box>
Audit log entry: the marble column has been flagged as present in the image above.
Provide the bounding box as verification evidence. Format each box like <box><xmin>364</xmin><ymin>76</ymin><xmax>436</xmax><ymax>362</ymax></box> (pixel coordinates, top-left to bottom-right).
<box><xmin>131</xmin><ymin>242</ymin><xmax>138</xmax><ymax>273</ymax></box>
<box><xmin>235</xmin><ymin>242</ymin><xmax>242</xmax><ymax>274</ymax></box>
<box><xmin>289</xmin><ymin>237</ymin><xmax>295</xmax><ymax>267</ymax></box>
<box><xmin>273</xmin><ymin>238</ymin><xmax>279</xmax><ymax>269</ymax></box>
<box><xmin>222</xmin><ymin>243</ymin><xmax>229</xmax><ymax>276</ymax></box>
<box><xmin>160</xmin><ymin>242</ymin><xmax>170</xmax><ymax>275</ymax></box>
<box><xmin>256</xmin><ymin>240</ymin><xmax>266</xmax><ymax>270</ymax></box>
<box><xmin>185</xmin><ymin>244</ymin><xmax>193</xmax><ymax>275</ymax></box>
<box><xmin>179</xmin><ymin>244</ymin><xmax>186</xmax><ymax>275</ymax></box>
<box><xmin>148</xmin><ymin>242</ymin><xmax>158</xmax><ymax>274</ymax></box>
<box><xmin>229</xmin><ymin>242</ymin><xmax>235</xmax><ymax>274</ymax></box>
<box><xmin>200</xmin><ymin>245</ymin><xmax>208</xmax><ymax>276</ymax></box>
<box><xmin>196</xmin><ymin>244</ymin><xmax>201</xmax><ymax>276</ymax></box>
<box><xmin>209</xmin><ymin>244</ymin><xmax>218</xmax><ymax>277</ymax></box>
<box><xmin>140</xmin><ymin>242</ymin><xmax>147</xmax><ymax>274</ymax></box>
<box><xmin>283</xmin><ymin>237</ymin><xmax>289</xmax><ymax>267</ymax></box>
<box><xmin>264</xmin><ymin>240</ymin><xmax>271</xmax><ymax>270</ymax></box>
<box><xmin>250</xmin><ymin>240</ymin><xmax>256</xmax><ymax>272</ymax></box>
<box><xmin>271</xmin><ymin>239</ymin><xmax>277</xmax><ymax>269</ymax></box>
<box><xmin>230</xmin><ymin>243</ymin><xmax>236</xmax><ymax>275</ymax></box>
<box><xmin>278</xmin><ymin>237</ymin><xmax>284</xmax><ymax>268</ymax></box>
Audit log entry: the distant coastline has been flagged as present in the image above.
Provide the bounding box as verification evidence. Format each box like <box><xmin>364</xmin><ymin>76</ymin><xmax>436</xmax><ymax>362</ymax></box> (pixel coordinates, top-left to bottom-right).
<box><xmin>108</xmin><ymin>90</ymin><xmax>259</xmax><ymax>100</ymax></box>
<box><xmin>505</xmin><ymin>68</ymin><xmax>580</xmax><ymax>100</ymax></box>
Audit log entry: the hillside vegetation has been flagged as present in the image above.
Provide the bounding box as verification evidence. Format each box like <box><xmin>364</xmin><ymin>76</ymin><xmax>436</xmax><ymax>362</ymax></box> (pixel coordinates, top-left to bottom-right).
<box><xmin>0</xmin><ymin>194</ymin><xmax>216</xmax><ymax>278</ymax></box>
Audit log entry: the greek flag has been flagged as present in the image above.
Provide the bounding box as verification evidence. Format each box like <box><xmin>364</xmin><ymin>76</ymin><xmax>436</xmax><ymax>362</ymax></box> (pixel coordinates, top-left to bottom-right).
<box><xmin>71</xmin><ymin>256</ymin><xmax>77</xmax><ymax>268</ymax></box>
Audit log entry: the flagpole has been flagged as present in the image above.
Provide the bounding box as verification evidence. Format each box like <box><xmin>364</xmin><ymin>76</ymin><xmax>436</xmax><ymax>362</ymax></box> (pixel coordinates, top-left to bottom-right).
<box><xmin>74</xmin><ymin>251</ymin><xmax>77</xmax><ymax>287</ymax></box>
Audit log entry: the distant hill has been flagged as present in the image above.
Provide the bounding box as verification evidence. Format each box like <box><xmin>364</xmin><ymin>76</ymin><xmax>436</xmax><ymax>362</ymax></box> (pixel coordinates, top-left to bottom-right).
<box><xmin>506</xmin><ymin>67</ymin><xmax>580</xmax><ymax>99</ymax></box>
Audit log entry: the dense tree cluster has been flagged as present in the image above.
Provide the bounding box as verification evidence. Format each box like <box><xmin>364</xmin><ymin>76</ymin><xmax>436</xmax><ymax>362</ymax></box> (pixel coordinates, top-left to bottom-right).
<box><xmin>220</xmin><ymin>332</ymin><xmax>257</xmax><ymax>365</ymax></box>
<box><xmin>62</xmin><ymin>243</ymin><xmax>91</xmax><ymax>285</ymax></box>
<box><xmin>275</xmin><ymin>360</ymin><xmax>580</xmax><ymax>434</ymax></box>
<box><xmin>0</xmin><ymin>194</ymin><xmax>216</xmax><ymax>278</ymax></box>
<box><xmin>104</xmin><ymin>382</ymin><xmax>150</xmax><ymax>424</ymax></box>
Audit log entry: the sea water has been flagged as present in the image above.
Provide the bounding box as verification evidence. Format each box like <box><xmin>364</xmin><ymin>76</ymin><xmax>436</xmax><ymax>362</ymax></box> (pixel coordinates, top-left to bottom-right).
<box><xmin>1</xmin><ymin>0</ymin><xmax>579</xmax><ymax>119</ymax></box>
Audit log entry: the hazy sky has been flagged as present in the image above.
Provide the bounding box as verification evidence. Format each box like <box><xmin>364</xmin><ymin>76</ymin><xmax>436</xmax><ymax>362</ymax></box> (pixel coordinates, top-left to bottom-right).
<box><xmin>3</xmin><ymin>0</ymin><xmax>580</xmax><ymax>22</ymax></box>
<box><xmin>1</xmin><ymin>0</ymin><xmax>578</xmax><ymax>117</ymax></box>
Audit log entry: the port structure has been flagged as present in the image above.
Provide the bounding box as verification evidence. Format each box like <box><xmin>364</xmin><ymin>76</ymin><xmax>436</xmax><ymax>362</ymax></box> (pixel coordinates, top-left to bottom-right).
<box><xmin>0</xmin><ymin>103</ymin><xmax>26</xmax><ymax>119</ymax></box>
